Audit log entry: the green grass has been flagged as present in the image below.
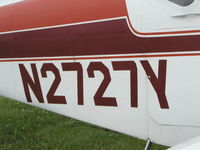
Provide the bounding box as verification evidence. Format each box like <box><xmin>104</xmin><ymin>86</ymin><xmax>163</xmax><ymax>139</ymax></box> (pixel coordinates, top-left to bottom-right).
<box><xmin>0</xmin><ymin>97</ymin><xmax>168</xmax><ymax>150</ymax></box>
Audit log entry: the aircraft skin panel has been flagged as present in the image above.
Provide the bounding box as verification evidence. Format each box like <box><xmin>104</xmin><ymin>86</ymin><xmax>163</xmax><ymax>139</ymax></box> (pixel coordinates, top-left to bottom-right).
<box><xmin>1</xmin><ymin>18</ymin><xmax>200</xmax><ymax>60</ymax></box>
<box><xmin>1</xmin><ymin>0</ymin><xmax>200</xmax><ymax>148</ymax></box>
<box><xmin>168</xmin><ymin>136</ymin><xmax>200</xmax><ymax>150</ymax></box>
<box><xmin>0</xmin><ymin>63</ymin><xmax>15</xmax><ymax>99</ymax></box>
<box><xmin>1</xmin><ymin>54</ymin><xmax>200</xmax><ymax>146</ymax></box>
<box><xmin>0</xmin><ymin>0</ymin><xmax>127</xmax><ymax>33</ymax></box>
<box><xmin>12</xmin><ymin>58</ymin><xmax>150</xmax><ymax>141</ymax></box>
<box><xmin>150</xmin><ymin>119</ymin><xmax>200</xmax><ymax>146</ymax></box>
<box><xmin>1</xmin><ymin>53</ymin><xmax>200</xmax><ymax>146</ymax></box>
<box><xmin>1</xmin><ymin>0</ymin><xmax>200</xmax><ymax>36</ymax></box>
<box><xmin>148</xmin><ymin>57</ymin><xmax>200</xmax><ymax>127</ymax></box>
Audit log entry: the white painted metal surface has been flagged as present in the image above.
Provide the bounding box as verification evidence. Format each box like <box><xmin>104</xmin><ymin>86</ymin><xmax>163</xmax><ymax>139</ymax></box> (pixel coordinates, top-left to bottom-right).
<box><xmin>126</xmin><ymin>0</ymin><xmax>200</xmax><ymax>36</ymax></box>
<box><xmin>168</xmin><ymin>136</ymin><xmax>200</xmax><ymax>150</ymax></box>
<box><xmin>1</xmin><ymin>54</ymin><xmax>200</xmax><ymax>146</ymax></box>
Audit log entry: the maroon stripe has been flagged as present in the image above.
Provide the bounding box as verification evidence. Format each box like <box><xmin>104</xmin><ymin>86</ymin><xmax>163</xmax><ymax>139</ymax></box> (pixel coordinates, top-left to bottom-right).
<box><xmin>0</xmin><ymin>34</ymin><xmax>12</xmax><ymax>58</ymax></box>
<box><xmin>0</xmin><ymin>19</ymin><xmax>200</xmax><ymax>59</ymax></box>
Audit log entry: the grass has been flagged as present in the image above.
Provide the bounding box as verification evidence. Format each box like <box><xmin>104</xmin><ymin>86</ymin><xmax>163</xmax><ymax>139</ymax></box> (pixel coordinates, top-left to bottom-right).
<box><xmin>0</xmin><ymin>97</ymin><xmax>168</xmax><ymax>150</ymax></box>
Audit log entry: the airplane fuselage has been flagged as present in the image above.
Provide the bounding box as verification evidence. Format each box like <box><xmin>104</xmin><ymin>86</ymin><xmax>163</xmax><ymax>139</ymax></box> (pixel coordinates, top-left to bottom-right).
<box><xmin>1</xmin><ymin>0</ymin><xmax>200</xmax><ymax>147</ymax></box>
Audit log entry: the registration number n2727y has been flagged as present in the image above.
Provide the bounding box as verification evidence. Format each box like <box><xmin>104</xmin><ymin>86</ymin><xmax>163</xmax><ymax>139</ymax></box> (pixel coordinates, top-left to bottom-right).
<box><xmin>18</xmin><ymin>60</ymin><xmax>169</xmax><ymax>109</ymax></box>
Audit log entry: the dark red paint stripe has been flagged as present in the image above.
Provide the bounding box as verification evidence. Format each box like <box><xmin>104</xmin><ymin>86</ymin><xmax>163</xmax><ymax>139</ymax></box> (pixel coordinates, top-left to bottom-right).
<box><xmin>0</xmin><ymin>19</ymin><xmax>200</xmax><ymax>59</ymax></box>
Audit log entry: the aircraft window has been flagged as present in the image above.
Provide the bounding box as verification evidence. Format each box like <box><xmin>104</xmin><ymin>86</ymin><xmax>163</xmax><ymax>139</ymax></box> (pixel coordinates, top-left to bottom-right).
<box><xmin>168</xmin><ymin>0</ymin><xmax>195</xmax><ymax>6</ymax></box>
